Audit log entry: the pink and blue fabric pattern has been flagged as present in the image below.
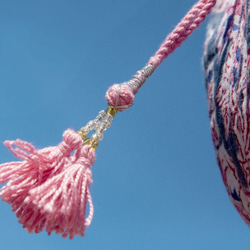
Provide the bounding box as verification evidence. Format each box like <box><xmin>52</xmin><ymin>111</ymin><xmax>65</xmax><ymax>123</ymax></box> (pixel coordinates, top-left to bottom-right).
<box><xmin>203</xmin><ymin>0</ymin><xmax>250</xmax><ymax>224</ymax></box>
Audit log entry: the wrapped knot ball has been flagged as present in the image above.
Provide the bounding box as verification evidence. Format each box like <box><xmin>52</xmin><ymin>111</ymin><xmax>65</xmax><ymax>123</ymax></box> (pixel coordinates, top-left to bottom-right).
<box><xmin>58</xmin><ymin>129</ymin><xmax>83</xmax><ymax>156</ymax></box>
<box><xmin>105</xmin><ymin>84</ymin><xmax>135</xmax><ymax>111</ymax></box>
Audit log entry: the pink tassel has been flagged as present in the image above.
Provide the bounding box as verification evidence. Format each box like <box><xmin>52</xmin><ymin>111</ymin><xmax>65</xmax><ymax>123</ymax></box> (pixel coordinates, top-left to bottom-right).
<box><xmin>0</xmin><ymin>130</ymin><xmax>81</xmax><ymax>202</ymax></box>
<box><xmin>24</xmin><ymin>145</ymin><xmax>95</xmax><ymax>239</ymax></box>
<box><xmin>0</xmin><ymin>129</ymin><xmax>95</xmax><ymax>239</ymax></box>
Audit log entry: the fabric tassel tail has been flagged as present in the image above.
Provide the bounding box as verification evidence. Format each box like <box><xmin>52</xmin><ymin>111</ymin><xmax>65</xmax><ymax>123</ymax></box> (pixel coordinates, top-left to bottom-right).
<box><xmin>0</xmin><ymin>129</ymin><xmax>96</xmax><ymax>239</ymax></box>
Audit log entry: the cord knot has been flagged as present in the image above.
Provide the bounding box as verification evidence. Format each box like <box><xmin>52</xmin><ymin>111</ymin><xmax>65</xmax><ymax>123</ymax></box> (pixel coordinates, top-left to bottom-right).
<box><xmin>105</xmin><ymin>83</ymin><xmax>135</xmax><ymax>111</ymax></box>
<box><xmin>105</xmin><ymin>64</ymin><xmax>155</xmax><ymax>111</ymax></box>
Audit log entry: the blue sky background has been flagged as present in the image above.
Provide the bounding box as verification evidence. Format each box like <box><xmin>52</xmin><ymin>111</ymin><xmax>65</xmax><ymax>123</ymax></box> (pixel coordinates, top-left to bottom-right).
<box><xmin>1</xmin><ymin>0</ymin><xmax>250</xmax><ymax>249</ymax></box>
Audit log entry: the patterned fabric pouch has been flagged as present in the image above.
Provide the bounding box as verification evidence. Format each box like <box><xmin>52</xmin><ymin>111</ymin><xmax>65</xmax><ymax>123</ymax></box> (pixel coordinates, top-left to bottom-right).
<box><xmin>204</xmin><ymin>0</ymin><xmax>250</xmax><ymax>223</ymax></box>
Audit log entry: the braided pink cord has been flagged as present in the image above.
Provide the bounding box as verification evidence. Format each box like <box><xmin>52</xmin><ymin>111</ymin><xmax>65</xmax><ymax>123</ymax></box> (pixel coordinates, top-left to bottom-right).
<box><xmin>148</xmin><ymin>0</ymin><xmax>216</xmax><ymax>68</ymax></box>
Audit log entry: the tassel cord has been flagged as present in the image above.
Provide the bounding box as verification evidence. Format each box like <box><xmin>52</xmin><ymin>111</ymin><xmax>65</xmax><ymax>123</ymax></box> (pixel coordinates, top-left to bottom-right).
<box><xmin>148</xmin><ymin>0</ymin><xmax>217</xmax><ymax>67</ymax></box>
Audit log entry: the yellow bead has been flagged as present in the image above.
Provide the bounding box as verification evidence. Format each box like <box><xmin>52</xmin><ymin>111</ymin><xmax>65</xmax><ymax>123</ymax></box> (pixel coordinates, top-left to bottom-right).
<box><xmin>76</xmin><ymin>130</ymin><xmax>87</xmax><ymax>140</ymax></box>
<box><xmin>84</xmin><ymin>138</ymin><xmax>98</xmax><ymax>150</ymax></box>
<box><xmin>105</xmin><ymin>106</ymin><xmax>118</xmax><ymax>117</ymax></box>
